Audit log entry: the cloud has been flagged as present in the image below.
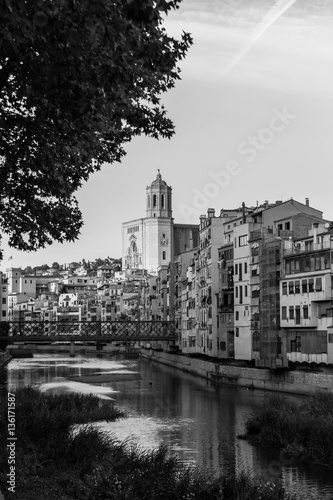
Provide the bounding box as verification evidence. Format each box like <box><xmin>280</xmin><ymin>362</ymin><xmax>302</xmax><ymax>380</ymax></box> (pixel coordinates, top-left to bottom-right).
<box><xmin>165</xmin><ymin>1</ymin><xmax>333</xmax><ymax>97</ymax></box>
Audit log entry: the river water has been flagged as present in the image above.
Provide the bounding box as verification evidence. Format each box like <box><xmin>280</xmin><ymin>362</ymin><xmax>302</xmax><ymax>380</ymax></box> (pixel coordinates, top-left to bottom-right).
<box><xmin>3</xmin><ymin>354</ymin><xmax>333</xmax><ymax>499</ymax></box>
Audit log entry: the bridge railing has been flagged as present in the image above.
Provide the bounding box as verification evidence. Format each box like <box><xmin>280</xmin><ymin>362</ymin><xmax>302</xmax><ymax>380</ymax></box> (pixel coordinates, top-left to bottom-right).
<box><xmin>0</xmin><ymin>320</ymin><xmax>176</xmax><ymax>341</ymax></box>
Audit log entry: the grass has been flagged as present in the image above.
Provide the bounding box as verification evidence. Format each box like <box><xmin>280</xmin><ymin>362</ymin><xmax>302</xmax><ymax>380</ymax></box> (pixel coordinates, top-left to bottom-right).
<box><xmin>244</xmin><ymin>391</ymin><xmax>333</xmax><ymax>468</ymax></box>
<box><xmin>0</xmin><ymin>387</ymin><xmax>294</xmax><ymax>499</ymax></box>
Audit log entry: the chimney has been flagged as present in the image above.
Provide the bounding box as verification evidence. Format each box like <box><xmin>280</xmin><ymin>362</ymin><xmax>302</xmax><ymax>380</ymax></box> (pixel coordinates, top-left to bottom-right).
<box><xmin>305</xmin><ymin>198</ymin><xmax>309</xmax><ymax>207</ymax></box>
<box><xmin>242</xmin><ymin>202</ymin><xmax>246</xmax><ymax>224</ymax></box>
<box><xmin>207</xmin><ymin>208</ymin><xmax>215</xmax><ymax>219</ymax></box>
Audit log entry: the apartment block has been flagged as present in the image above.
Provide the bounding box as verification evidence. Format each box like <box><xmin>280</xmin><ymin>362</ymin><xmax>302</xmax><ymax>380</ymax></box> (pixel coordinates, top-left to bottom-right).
<box><xmin>281</xmin><ymin>222</ymin><xmax>333</xmax><ymax>364</ymax></box>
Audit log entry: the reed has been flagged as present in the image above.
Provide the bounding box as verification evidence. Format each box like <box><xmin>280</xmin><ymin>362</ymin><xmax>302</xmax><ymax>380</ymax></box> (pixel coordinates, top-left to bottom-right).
<box><xmin>0</xmin><ymin>388</ymin><xmax>294</xmax><ymax>499</ymax></box>
<box><xmin>244</xmin><ymin>391</ymin><xmax>333</xmax><ymax>467</ymax></box>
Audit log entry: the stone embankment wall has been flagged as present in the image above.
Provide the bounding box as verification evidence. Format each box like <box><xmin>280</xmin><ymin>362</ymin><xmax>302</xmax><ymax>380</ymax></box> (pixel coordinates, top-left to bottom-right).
<box><xmin>141</xmin><ymin>350</ymin><xmax>333</xmax><ymax>395</ymax></box>
<box><xmin>0</xmin><ymin>350</ymin><xmax>11</xmax><ymax>369</ymax></box>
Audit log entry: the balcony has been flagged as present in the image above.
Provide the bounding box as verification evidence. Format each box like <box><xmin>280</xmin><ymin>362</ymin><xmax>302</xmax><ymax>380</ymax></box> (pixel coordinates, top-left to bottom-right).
<box><xmin>250</xmin><ymin>320</ymin><xmax>260</xmax><ymax>330</ymax></box>
<box><xmin>281</xmin><ymin>317</ymin><xmax>317</xmax><ymax>328</ymax></box>
<box><xmin>318</xmin><ymin>316</ymin><xmax>333</xmax><ymax>329</ymax></box>
<box><xmin>250</xmin><ymin>275</ymin><xmax>260</xmax><ymax>285</ymax></box>
<box><xmin>251</xmin><ymin>255</ymin><xmax>260</xmax><ymax>264</ymax></box>
<box><xmin>249</xmin><ymin>231</ymin><xmax>262</xmax><ymax>242</ymax></box>
<box><xmin>284</xmin><ymin>241</ymin><xmax>331</xmax><ymax>255</ymax></box>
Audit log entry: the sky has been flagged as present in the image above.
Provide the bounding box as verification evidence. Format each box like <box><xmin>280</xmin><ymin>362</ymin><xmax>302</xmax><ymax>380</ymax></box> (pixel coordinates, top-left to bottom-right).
<box><xmin>1</xmin><ymin>0</ymin><xmax>333</xmax><ymax>270</ymax></box>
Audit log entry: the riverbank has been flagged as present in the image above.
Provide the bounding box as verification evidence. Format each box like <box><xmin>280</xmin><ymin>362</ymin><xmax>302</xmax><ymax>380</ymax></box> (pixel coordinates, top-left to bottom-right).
<box><xmin>0</xmin><ymin>387</ymin><xmax>293</xmax><ymax>500</ymax></box>
<box><xmin>243</xmin><ymin>391</ymin><xmax>333</xmax><ymax>469</ymax></box>
<box><xmin>141</xmin><ymin>349</ymin><xmax>333</xmax><ymax>395</ymax></box>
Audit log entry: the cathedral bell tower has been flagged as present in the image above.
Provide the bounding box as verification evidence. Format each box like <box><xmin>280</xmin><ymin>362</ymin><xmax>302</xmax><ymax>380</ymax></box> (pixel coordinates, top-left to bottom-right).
<box><xmin>146</xmin><ymin>169</ymin><xmax>172</xmax><ymax>218</ymax></box>
<box><xmin>143</xmin><ymin>170</ymin><xmax>173</xmax><ymax>274</ymax></box>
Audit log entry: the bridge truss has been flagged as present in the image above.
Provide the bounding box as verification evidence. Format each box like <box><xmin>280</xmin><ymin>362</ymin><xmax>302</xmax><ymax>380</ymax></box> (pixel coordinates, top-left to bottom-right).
<box><xmin>0</xmin><ymin>321</ymin><xmax>177</xmax><ymax>343</ymax></box>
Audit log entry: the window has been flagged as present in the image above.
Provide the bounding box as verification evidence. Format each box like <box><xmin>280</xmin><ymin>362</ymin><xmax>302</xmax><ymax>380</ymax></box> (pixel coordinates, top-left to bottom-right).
<box><xmin>220</xmin><ymin>341</ymin><xmax>226</xmax><ymax>351</ymax></box>
<box><xmin>285</xmin><ymin>261</ymin><xmax>291</xmax><ymax>274</ymax></box>
<box><xmin>289</xmin><ymin>306</ymin><xmax>294</xmax><ymax>320</ymax></box>
<box><xmin>291</xmin><ymin>260</ymin><xmax>300</xmax><ymax>273</ymax></box>
<box><xmin>303</xmin><ymin>305</ymin><xmax>309</xmax><ymax>319</ymax></box>
<box><xmin>235</xmin><ymin>327</ymin><xmax>239</xmax><ymax>337</ymax></box>
<box><xmin>285</xmin><ymin>222</ymin><xmax>290</xmax><ymax>230</ymax></box>
<box><xmin>282</xmin><ymin>282</ymin><xmax>287</xmax><ymax>295</ymax></box>
<box><xmin>308</xmin><ymin>278</ymin><xmax>314</xmax><ymax>293</ymax></box>
<box><xmin>253</xmin><ymin>331</ymin><xmax>260</xmax><ymax>351</ymax></box>
<box><xmin>239</xmin><ymin>263</ymin><xmax>242</xmax><ymax>281</ymax></box>
<box><xmin>245</xmin><ymin>285</ymin><xmax>248</xmax><ymax>297</ymax></box>
<box><xmin>244</xmin><ymin>262</ymin><xmax>247</xmax><ymax>274</ymax></box>
<box><xmin>235</xmin><ymin>264</ymin><xmax>238</xmax><ymax>275</ymax></box>
<box><xmin>161</xmin><ymin>194</ymin><xmax>165</xmax><ymax>208</ymax></box>
<box><xmin>295</xmin><ymin>281</ymin><xmax>300</xmax><ymax>294</ymax></box>
<box><xmin>236</xmin><ymin>311</ymin><xmax>239</xmax><ymax>321</ymax></box>
<box><xmin>153</xmin><ymin>195</ymin><xmax>157</xmax><ymax>208</ymax></box>
<box><xmin>2</xmin><ymin>298</ymin><xmax>6</xmax><ymax>304</ymax></box>
<box><xmin>252</xmin><ymin>245</ymin><xmax>259</xmax><ymax>256</ymax></box>
<box><xmin>235</xmin><ymin>287</ymin><xmax>238</xmax><ymax>298</ymax></box>
<box><xmin>291</xmin><ymin>336</ymin><xmax>301</xmax><ymax>352</ymax></box>
<box><xmin>2</xmin><ymin>311</ymin><xmax>6</xmax><ymax>317</ymax></box>
<box><xmin>295</xmin><ymin>306</ymin><xmax>301</xmax><ymax>324</ymax></box>
<box><xmin>288</xmin><ymin>281</ymin><xmax>294</xmax><ymax>294</ymax></box>
<box><xmin>315</xmin><ymin>256</ymin><xmax>321</xmax><ymax>271</ymax></box>
<box><xmin>315</xmin><ymin>277</ymin><xmax>322</xmax><ymax>291</ymax></box>
<box><xmin>162</xmin><ymin>251</ymin><xmax>166</xmax><ymax>260</ymax></box>
<box><xmin>239</xmin><ymin>235</ymin><xmax>248</xmax><ymax>247</ymax></box>
<box><xmin>302</xmin><ymin>280</ymin><xmax>308</xmax><ymax>293</ymax></box>
<box><xmin>282</xmin><ymin>306</ymin><xmax>287</xmax><ymax>320</ymax></box>
<box><xmin>239</xmin><ymin>286</ymin><xmax>243</xmax><ymax>304</ymax></box>
<box><xmin>303</xmin><ymin>257</ymin><xmax>311</xmax><ymax>272</ymax></box>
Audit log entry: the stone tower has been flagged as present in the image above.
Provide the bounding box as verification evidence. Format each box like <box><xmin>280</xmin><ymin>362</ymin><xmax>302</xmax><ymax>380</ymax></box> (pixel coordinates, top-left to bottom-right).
<box><xmin>143</xmin><ymin>171</ymin><xmax>173</xmax><ymax>273</ymax></box>
<box><xmin>146</xmin><ymin>169</ymin><xmax>172</xmax><ymax>219</ymax></box>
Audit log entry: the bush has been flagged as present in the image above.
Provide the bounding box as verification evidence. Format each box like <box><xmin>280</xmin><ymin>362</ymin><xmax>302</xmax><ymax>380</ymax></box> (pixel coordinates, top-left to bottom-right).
<box><xmin>244</xmin><ymin>391</ymin><xmax>333</xmax><ymax>467</ymax></box>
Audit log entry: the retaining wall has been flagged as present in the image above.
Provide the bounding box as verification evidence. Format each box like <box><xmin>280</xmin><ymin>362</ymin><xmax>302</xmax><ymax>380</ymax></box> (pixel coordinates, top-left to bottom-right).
<box><xmin>0</xmin><ymin>350</ymin><xmax>12</xmax><ymax>369</ymax></box>
<box><xmin>141</xmin><ymin>350</ymin><xmax>333</xmax><ymax>395</ymax></box>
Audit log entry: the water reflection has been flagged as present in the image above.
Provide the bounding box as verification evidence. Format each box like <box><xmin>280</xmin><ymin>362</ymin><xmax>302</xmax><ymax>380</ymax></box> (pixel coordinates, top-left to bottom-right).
<box><xmin>5</xmin><ymin>354</ymin><xmax>333</xmax><ymax>499</ymax></box>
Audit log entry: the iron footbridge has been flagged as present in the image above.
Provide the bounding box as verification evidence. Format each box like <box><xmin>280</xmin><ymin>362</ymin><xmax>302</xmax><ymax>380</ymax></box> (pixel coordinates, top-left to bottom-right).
<box><xmin>0</xmin><ymin>321</ymin><xmax>177</xmax><ymax>343</ymax></box>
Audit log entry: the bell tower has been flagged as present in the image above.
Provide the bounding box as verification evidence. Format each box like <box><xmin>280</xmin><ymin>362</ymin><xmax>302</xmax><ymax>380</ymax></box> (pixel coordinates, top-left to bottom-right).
<box><xmin>143</xmin><ymin>170</ymin><xmax>173</xmax><ymax>274</ymax></box>
<box><xmin>146</xmin><ymin>169</ymin><xmax>172</xmax><ymax>219</ymax></box>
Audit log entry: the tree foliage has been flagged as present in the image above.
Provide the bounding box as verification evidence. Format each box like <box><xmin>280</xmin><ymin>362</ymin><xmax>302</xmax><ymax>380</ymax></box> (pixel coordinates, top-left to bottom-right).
<box><xmin>0</xmin><ymin>0</ymin><xmax>192</xmax><ymax>251</ymax></box>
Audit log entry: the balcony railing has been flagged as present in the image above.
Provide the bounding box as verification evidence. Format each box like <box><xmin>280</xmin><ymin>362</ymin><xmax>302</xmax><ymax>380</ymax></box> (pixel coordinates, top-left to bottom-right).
<box><xmin>284</xmin><ymin>241</ymin><xmax>332</xmax><ymax>255</ymax></box>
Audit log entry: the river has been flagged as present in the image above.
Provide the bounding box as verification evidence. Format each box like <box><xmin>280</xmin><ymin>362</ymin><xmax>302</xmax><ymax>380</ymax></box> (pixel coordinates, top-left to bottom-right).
<box><xmin>3</xmin><ymin>353</ymin><xmax>333</xmax><ymax>499</ymax></box>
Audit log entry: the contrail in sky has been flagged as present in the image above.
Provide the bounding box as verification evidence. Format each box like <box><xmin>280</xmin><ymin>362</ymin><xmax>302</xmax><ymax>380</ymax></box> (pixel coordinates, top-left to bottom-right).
<box><xmin>221</xmin><ymin>0</ymin><xmax>299</xmax><ymax>75</ymax></box>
